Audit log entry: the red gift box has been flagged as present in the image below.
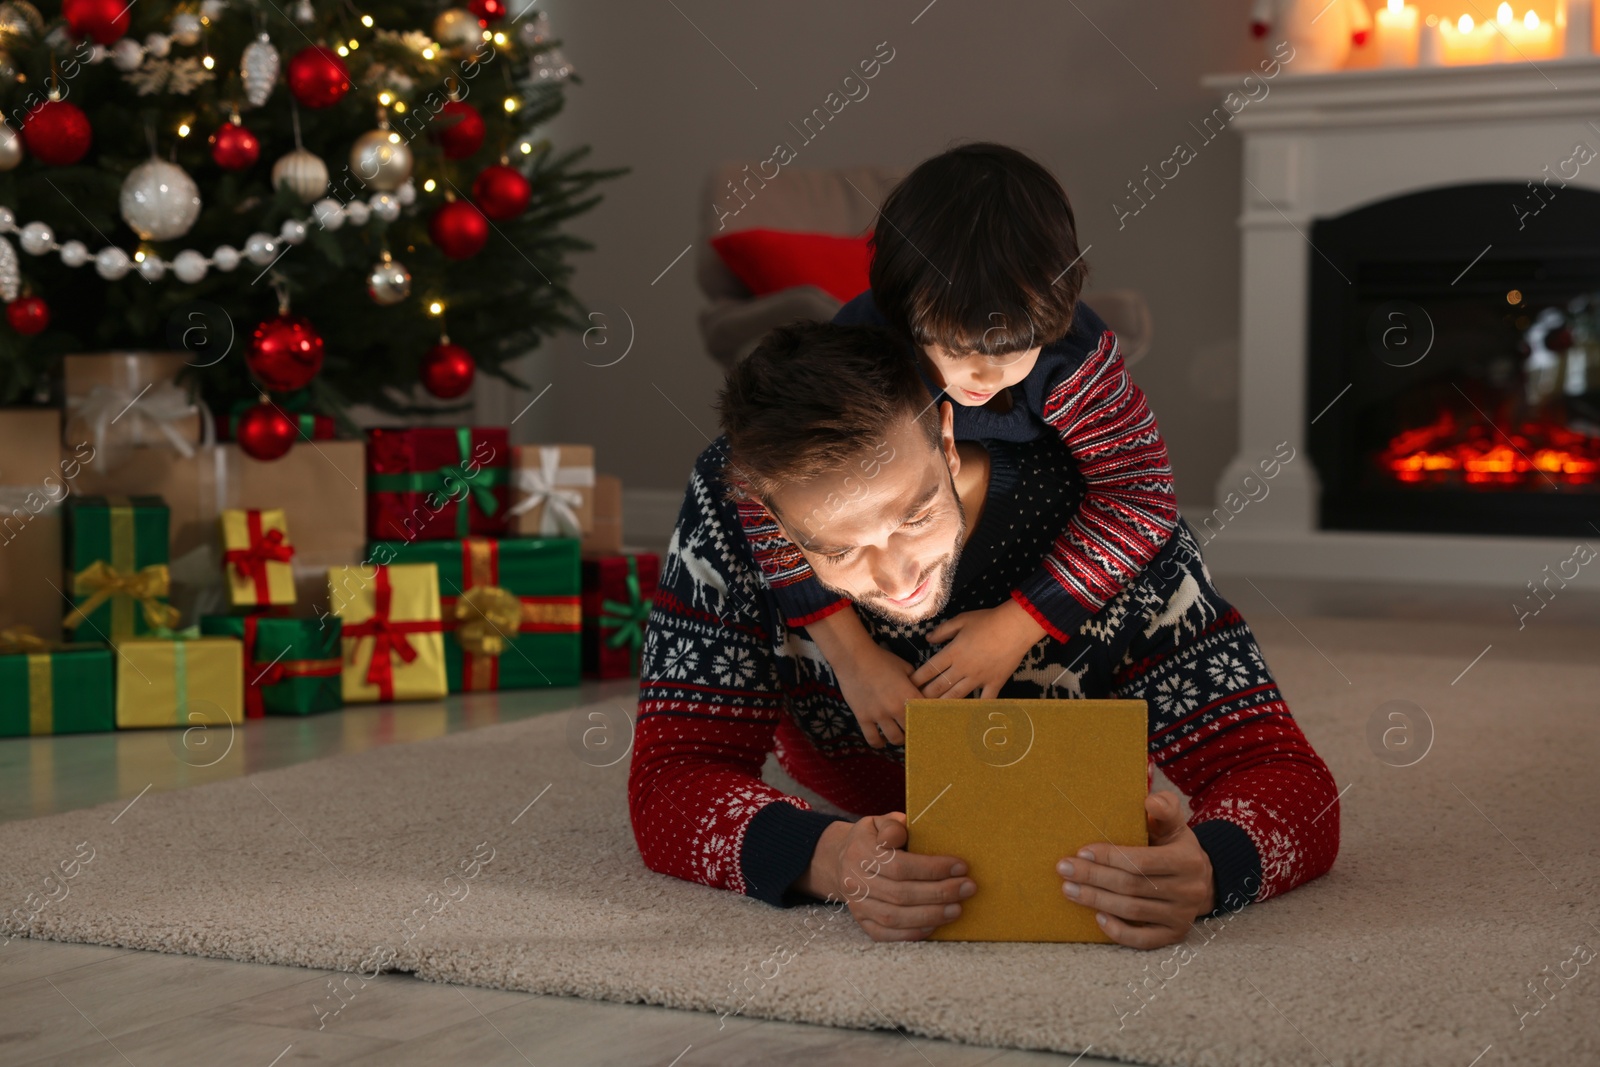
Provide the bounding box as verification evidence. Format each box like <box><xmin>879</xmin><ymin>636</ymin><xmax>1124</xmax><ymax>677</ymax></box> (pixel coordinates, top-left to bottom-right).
<box><xmin>581</xmin><ymin>553</ymin><xmax>660</xmax><ymax>679</ymax></box>
<box><xmin>366</xmin><ymin>427</ymin><xmax>511</xmax><ymax>541</ymax></box>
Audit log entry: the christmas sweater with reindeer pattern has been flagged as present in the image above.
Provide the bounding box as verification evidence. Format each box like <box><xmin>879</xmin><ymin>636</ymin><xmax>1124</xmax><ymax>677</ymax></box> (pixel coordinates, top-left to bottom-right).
<box><xmin>630</xmin><ymin>433</ymin><xmax>1341</xmax><ymax>915</ymax></box>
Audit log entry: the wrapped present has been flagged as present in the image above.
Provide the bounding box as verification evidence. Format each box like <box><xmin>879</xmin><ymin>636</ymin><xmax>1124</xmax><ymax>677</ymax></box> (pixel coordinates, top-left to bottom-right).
<box><xmin>370</xmin><ymin>537</ymin><xmax>580</xmax><ymax>691</ymax></box>
<box><xmin>508</xmin><ymin>445</ymin><xmax>595</xmax><ymax>537</ymax></box>
<box><xmin>582</xmin><ymin>553</ymin><xmax>660</xmax><ymax>678</ymax></box>
<box><xmin>331</xmin><ymin>562</ymin><xmax>448</xmax><ymax>703</ymax></box>
<box><xmin>63</xmin><ymin>495</ymin><xmax>179</xmax><ymax>641</ymax></box>
<box><xmin>583</xmin><ymin>473</ymin><xmax>624</xmax><ymax>555</ymax></box>
<box><xmin>0</xmin><ymin>408</ymin><xmax>88</xmax><ymax>642</ymax></box>
<box><xmin>114</xmin><ymin>635</ymin><xmax>244</xmax><ymax>729</ymax></box>
<box><xmin>367</xmin><ymin>427</ymin><xmax>510</xmax><ymax>541</ymax></box>
<box><xmin>220</xmin><ymin>508</ymin><xmax>297</xmax><ymax>607</ymax></box>
<box><xmin>0</xmin><ymin>633</ymin><xmax>114</xmax><ymax>736</ymax></box>
<box><xmin>200</xmin><ymin>615</ymin><xmax>341</xmax><ymax>716</ymax></box>
<box><xmin>63</xmin><ymin>353</ymin><xmax>204</xmax><ymax>468</ymax></box>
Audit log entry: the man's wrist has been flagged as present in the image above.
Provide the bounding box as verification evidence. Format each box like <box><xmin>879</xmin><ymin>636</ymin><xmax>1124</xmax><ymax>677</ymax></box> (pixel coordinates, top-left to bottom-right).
<box><xmin>794</xmin><ymin>819</ymin><xmax>850</xmax><ymax>901</ymax></box>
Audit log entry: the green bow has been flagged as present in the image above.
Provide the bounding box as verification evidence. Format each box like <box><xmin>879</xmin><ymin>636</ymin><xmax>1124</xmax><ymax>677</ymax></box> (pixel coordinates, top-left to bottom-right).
<box><xmin>368</xmin><ymin>428</ymin><xmax>507</xmax><ymax>536</ymax></box>
<box><xmin>599</xmin><ymin>556</ymin><xmax>653</xmax><ymax>673</ymax></box>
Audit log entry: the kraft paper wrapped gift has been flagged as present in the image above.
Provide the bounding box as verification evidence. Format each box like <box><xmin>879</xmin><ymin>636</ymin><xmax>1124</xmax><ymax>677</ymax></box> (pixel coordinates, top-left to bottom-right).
<box><xmin>0</xmin><ymin>640</ymin><xmax>115</xmax><ymax>737</ymax></box>
<box><xmin>63</xmin><ymin>353</ymin><xmax>204</xmax><ymax>464</ymax></box>
<box><xmin>369</xmin><ymin>537</ymin><xmax>581</xmax><ymax>692</ymax></box>
<box><xmin>367</xmin><ymin>427</ymin><xmax>511</xmax><ymax>541</ymax></box>
<box><xmin>904</xmin><ymin>699</ymin><xmax>1149</xmax><ymax>943</ymax></box>
<box><xmin>508</xmin><ymin>444</ymin><xmax>595</xmax><ymax>537</ymax></box>
<box><xmin>331</xmin><ymin>562</ymin><xmax>448</xmax><ymax>703</ymax></box>
<box><xmin>113</xmin><ymin>636</ymin><xmax>244</xmax><ymax>730</ymax></box>
<box><xmin>582</xmin><ymin>553</ymin><xmax>659</xmax><ymax>679</ymax></box>
<box><xmin>582</xmin><ymin>473</ymin><xmax>623</xmax><ymax>556</ymax></box>
<box><xmin>200</xmin><ymin>615</ymin><xmax>342</xmax><ymax>716</ymax></box>
<box><xmin>219</xmin><ymin>508</ymin><xmax>297</xmax><ymax>608</ymax></box>
<box><xmin>0</xmin><ymin>408</ymin><xmax>84</xmax><ymax>642</ymax></box>
<box><xmin>63</xmin><ymin>496</ymin><xmax>179</xmax><ymax>641</ymax></box>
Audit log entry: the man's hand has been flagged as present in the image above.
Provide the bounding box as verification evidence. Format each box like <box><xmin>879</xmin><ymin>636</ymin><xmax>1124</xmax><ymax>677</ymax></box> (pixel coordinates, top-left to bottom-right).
<box><xmin>1057</xmin><ymin>791</ymin><xmax>1218</xmax><ymax>950</ymax></box>
<box><xmin>910</xmin><ymin>599</ymin><xmax>1048</xmax><ymax>699</ymax></box>
<box><xmin>798</xmin><ymin>813</ymin><xmax>976</xmax><ymax>942</ymax></box>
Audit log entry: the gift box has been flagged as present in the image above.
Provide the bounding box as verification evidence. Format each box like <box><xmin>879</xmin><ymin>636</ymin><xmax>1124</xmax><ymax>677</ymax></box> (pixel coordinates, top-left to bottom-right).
<box><xmin>369</xmin><ymin>538</ymin><xmax>581</xmax><ymax>691</ymax></box>
<box><xmin>583</xmin><ymin>473</ymin><xmax>623</xmax><ymax>555</ymax></box>
<box><xmin>508</xmin><ymin>445</ymin><xmax>595</xmax><ymax>538</ymax></box>
<box><xmin>63</xmin><ymin>353</ymin><xmax>204</xmax><ymax>464</ymax></box>
<box><xmin>63</xmin><ymin>495</ymin><xmax>179</xmax><ymax>641</ymax></box>
<box><xmin>113</xmin><ymin>635</ymin><xmax>244</xmax><ymax>729</ymax></box>
<box><xmin>200</xmin><ymin>615</ymin><xmax>341</xmax><ymax>716</ymax></box>
<box><xmin>220</xmin><ymin>508</ymin><xmax>297</xmax><ymax>608</ymax></box>
<box><xmin>0</xmin><ymin>408</ymin><xmax>84</xmax><ymax>642</ymax></box>
<box><xmin>367</xmin><ymin>427</ymin><xmax>511</xmax><ymax>541</ymax></box>
<box><xmin>330</xmin><ymin>562</ymin><xmax>448</xmax><ymax>703</ymax></box>
<box><xmin>0</xmin><ymin>637</ymin><xmax>115</xmax><ymax>736</ymax></box>
<box><xmin>582</xmin><ymin>553</ymin><xmax>660</xmax><ymax>678</ymax></box>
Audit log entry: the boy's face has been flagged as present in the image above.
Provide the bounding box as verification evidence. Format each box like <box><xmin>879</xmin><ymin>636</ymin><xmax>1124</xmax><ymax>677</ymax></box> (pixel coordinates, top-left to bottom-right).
<box><xmin>919</xmin><ymin>344</ymin><xmax>1042</xmax><ymax>406</ymax></box>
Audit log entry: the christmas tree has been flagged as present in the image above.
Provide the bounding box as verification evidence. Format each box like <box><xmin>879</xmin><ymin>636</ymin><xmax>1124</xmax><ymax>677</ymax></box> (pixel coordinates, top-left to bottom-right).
<box><xmin>0</xmin><ymin>0</ymin><xmax>621</xmax><ymax>438</ymax></box>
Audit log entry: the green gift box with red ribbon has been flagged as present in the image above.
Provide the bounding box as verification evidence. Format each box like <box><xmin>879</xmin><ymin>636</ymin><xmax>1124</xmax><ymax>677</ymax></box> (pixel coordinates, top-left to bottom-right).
<box><xmin>581</xmin><ymin>553</ymin><xmax>659</xmax><ymax>679</ymax></box>
<box><xmin>366</xmin><ymin>427</ymin><xmax>510</xmax><ymax>541</ymax></box>
<box><xmin>199</xmin><ymin>614</ymin><xmax>343</xmax><ymax>716</ymax></box>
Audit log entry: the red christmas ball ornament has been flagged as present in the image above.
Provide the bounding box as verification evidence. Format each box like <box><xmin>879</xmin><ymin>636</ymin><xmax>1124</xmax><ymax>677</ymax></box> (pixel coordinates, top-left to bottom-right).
<box><xmin>285</xmin><ymin>46</ymin><xmax>352</xmax><ymax>109</ymax></box>
<box><xmin>468</xmin><ymin>0</ymin><xmax>508</xmax><ymax>22</ymax></box>
<box><xmin>63</xmin><ymin>0</ymin><xmax>131</xmax><ymax>44</ymax></box>
<box><xmin>6</xmin><ymin>296</ymin><xmax>50</xmax><ymax>335</ymax></box>
<box><xmin>247</xmin><ymin>314</ymin><xmax>326</xmax><ymax>393</ymax></box>
<box><xmin>429</xmin><ymin>200</ymin><xmax>490</xmax><ymax>260</ymax></box>
<box><xmin>210</xmin><ymin>121</ymin><xmax>261</xmax><ymax>171</ymax></box>
<box><xmin>236</xmin><ymin>402</ymin><xmax>298</xmax><ymax>461</ymax></box>
<box><xmin>472</xmin><ymin>164</ymin><xmax>531</xmax><ymax>221</ymax></box>
<box><xmin>22</xmin><ymin>100</ymin><xmax>93</xmax><ymax>166</ymax></box>
<box><xmin>421</xmin><ymin>342</ymin><xmax>476</xmax><ymax>399</ymax></box>
<box><xmin>432</xmin><ymin>100</ymin><xmax>485</xmax><ymax>160</ymax></box>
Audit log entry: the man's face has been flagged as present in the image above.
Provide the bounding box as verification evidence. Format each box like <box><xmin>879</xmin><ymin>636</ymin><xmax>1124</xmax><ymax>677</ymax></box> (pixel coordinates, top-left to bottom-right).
<box><xmin>766</xmin><ymin>406</ymin><xmax>966</xmax><ymax>624</ymax></box>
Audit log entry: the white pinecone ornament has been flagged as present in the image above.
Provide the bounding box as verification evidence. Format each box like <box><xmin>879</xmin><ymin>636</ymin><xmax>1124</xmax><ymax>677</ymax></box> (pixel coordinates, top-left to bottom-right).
<box><xmin>241</xmin><ymin>33</ymin><xmax>280</xmax><ymax>108</ymax></box>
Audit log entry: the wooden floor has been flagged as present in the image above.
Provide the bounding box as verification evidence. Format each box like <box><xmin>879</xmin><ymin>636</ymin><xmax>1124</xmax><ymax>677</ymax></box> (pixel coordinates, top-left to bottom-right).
<box><xmin>4</xmin><ymin>575</ymin><xmax>1595</xmax><ymax>1066</ymax></box>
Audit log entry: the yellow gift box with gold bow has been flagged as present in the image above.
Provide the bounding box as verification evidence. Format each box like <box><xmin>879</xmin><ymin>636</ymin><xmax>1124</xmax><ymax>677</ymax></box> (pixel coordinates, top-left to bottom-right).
<box><xmin>63</xmin><ymin>496</ymin><xmax>179</xmax><ymax>641</ymax></box>
<box><xmin>220</xmin><ymin>508</ymin><xmax>297</xmax><ymax>607</ymax></box>
<box><xmin>114</xmin><ymin>636</ymin><xmax>244</xmax><ymax>730</ymax></box>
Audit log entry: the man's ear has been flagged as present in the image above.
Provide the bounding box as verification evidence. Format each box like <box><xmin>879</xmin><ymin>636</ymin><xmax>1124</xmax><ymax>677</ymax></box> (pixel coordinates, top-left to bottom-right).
<box><xmin>939</xmin><ymin>400</ymin><xmax>959</xmax><ymax>478</ymax></box>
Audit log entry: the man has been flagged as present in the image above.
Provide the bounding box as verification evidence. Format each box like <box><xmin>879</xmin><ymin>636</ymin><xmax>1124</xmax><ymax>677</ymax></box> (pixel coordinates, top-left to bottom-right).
<box><xmin>629</xmin><ymin>321</ymin><xmax>1339</xmax><ymax>948</ymax></box>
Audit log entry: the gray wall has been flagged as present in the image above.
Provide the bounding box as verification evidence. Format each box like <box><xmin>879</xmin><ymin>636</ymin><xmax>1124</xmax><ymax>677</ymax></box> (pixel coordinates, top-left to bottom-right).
<box><xmin>525</xmin><ymin>0</ymin><xmax>1264</xmax><ymax>506</ymax></box>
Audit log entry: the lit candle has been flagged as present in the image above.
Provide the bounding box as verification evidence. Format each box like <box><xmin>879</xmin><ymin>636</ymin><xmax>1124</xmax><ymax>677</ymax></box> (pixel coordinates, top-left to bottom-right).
<box><xmin>1440</xmin><ymin>13</ymin><xmax>1498</xmax><ymax>64</ymax></box>
<box><xmin>1376</xmin><ymin>0</ymin><xmax>1421</xmax><ymax>66</ymax></box>
<box><xmin>1418</xmin><ymin>13</ymin><xmax>1445</xmax><ymax>65</ymax></box>
<box><xmin>1502</xmin><ymin>10</ymin><xmax>1555</xmax><ymax>58</ymax></box>
<box><xmin>1559</xmin><ymin>0</ymin><xmax>1594</xmax><ymax>56</ymax></box>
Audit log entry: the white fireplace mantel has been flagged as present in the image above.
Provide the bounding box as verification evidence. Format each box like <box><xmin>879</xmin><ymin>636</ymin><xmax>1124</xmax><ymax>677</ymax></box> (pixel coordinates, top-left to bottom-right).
<box><xmin>1198</xmin><ymin>57</ymin><xmax>1600</xmax><ymax>588</ymax></box>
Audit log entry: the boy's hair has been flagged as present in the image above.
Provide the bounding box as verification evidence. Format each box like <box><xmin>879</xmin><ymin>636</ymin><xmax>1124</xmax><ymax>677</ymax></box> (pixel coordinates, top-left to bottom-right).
<box><xmin>716</xmin><ymin>320</ymin><xmax>938</xmax><ymax>503</ymax></box>
<box><xmin>870</xmin><ymin>142</ymin><xmax>1089</xmax><ymax>356</ymax></box>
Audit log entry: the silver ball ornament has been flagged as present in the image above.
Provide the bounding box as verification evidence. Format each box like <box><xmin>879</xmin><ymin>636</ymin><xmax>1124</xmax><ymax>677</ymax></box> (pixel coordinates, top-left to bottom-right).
<box><xmin>244</xmin><ymin>232</ymin><xmax>278</xmax><ymax>266</ymax></box>
<box><xmin>200</xmin><ymin>0</ymin><xmax>225</xmax><ymax>18</ymax></box>
<box><xmin>95</xmin><ymin>246</ymin><xmax>131</xmax><ymax>280</ymax></box>
<box><xmin>349</xmin><ymin>128</ymin><xmax>413</xmax><ymax>193</ymax></box>
<box><xmin>110</xmin><ymin>37</ymin><xmax>143</xmax><ymax>71</ymax></box>
<box><xmin>344</xmin><ymin>200</ymin><xmax>370</xmax><ymax>226</ymax></box>
<box><xmin>0</xmin><ymin>205</ymin><xmax>13</xmax><ymax>229</ymax></box>
<box><xmin>59</xmin><ymin>240</ymin><xmax>87</xmax><ymax>267</ymax></box>
<box><xmin>144</xmin><ymin>32</ymin><xmax>170</xmax><ymax>58</ymax></box>
<box><xmin>396</xmin><ymin>180</ymin><xmax>417</xmax><ymax>206</ymax></box>
<box><xmin>279</xmin><ymin>218</ymin><xmax>308</xmax><ymax>245</ymax></box>
<box><xmin>172</xmin><ymin>249</ymin><xmax>208</xmax><ymax>283</ymax></box>
<box><xmin>271</xmin><ymin>148</ymin><xmax>328</xmax><ymax>204</ymax></box>
<box><xmin>311</xmin><ymin>198</ymin><xmax>344</xmax><ymax>231</ymax></box>
<box><xmin>136</xmin><ymin>255</ymin><xmax>166</xmax><ymax>282</ymax></box>
<box><xmin>370</xmin><ymin>192</ymin><xmax>400</xmax><ymax>222</ymax></box>
<box><xmin>170</xmin><ymin>12</ymin><xmax>202</xmax><ymax>45</ymax></box>
<box><xmin>212</xmin><ymin>245</ymin><xmax>240</xmax><ymax>272</ymax></box>
<box><xmin>433</xmin><ymin>8</ymin><xmax>486</xmax><ymax>51</ymax></box>
<box><xmin>0</xmin><ymin>122</ymin><xmax>20</xmax><ymax>171</ymax></box>
<box><xmin>366</xmin><ymin>254</ymin><xmax>412</xmax><ymax>306</ymax></box>
<box><xmin>18</xmin><ymin>220</ymin><xmax>51</xmax><ymax>254</ymax></box>
<box><xmin>120</xmin><ymin>159</ymin><xmax>202</xmax><ymax>242</ymax></box>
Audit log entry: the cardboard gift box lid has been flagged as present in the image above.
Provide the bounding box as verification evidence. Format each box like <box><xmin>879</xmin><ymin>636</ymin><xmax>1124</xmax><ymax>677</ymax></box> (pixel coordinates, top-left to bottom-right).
<box><xmin>63</xmin><ymin>353</ymin><xmax>204</xmax><ymax>459</ymax></box>
<box><xmin>509</xmin><ymin>444</ymin><xmax>596</xmax><ymax>537</ymax></box>
<box><xmin>904</xmin><ymin>699</ymin><xmax>1149</xmax><ymax>943</ymax></box>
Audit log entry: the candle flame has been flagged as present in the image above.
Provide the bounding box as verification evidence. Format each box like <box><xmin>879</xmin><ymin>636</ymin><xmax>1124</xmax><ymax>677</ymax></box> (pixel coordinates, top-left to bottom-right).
<box><xmin>1387</xmin><ymin>0</ymin><xmax>1402</xmax><ymax>12</ymax></box>
<box><xmin>1459</xmin><ymin>13</ymin><xmax>1475</xmax><ymax>31</ymax></box>
<box><xmin>1497</xmin><ymin>2</ymin><xmax>1512</xmax><ymax>24</ymax></box>
<box><xmin>1525</xmin><ymin>9</ymin><xmax>1539</xmax><ymax>28</ymax></box>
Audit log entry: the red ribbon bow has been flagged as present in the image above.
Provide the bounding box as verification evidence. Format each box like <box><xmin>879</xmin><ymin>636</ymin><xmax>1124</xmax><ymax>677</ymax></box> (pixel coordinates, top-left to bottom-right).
<box><xmin>341</xmin><ymin>565</ymin><xmax>440</xmax><ymax>701</ymax></box>
<box><xmin>224</xmin><ymin>511</ymin><xmax>295</xmax><ymax>604</ymax></box>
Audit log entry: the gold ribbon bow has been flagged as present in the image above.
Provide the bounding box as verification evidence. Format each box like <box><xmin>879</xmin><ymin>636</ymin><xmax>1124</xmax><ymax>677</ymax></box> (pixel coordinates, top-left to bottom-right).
<box><xmin>0</xmin><ymin>625</ymin><xmax>52</xmax><ymax>655</ymax></box>
<box><xmin>63</xmin><ymin>561</ymin><xmax>181</xmax><ymax>633</ymax></box>
<box><xmin>452</xmin><ymin>584</ymin><xmax>523</xmax><ymax>658</ymax></box>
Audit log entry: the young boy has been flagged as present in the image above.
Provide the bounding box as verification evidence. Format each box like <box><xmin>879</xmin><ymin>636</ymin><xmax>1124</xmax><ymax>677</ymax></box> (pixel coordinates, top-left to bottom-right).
<box><xmin>736</xmin><ymin>142</ymin><xmax>1179</xmax><ymax>748</ymax></box>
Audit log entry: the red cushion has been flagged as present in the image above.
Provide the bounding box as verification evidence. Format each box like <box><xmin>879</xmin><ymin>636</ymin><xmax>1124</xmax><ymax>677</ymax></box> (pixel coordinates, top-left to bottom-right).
<box><xmin>709</xmin><ymin>228</ymin><xmax>872</xmax><ymax>303</ymax></box>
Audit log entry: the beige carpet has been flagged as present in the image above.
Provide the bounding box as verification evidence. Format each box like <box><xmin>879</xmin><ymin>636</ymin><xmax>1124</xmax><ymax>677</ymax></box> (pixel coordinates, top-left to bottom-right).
<box><xmin>3</xmin><ymin>617</ymin><xmax>1598</xmax><ymax>1067</ymax></box>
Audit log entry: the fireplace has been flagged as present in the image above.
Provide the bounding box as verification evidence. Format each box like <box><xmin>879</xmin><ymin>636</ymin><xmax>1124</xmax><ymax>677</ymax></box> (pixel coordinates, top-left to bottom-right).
<box><xmin>1308</xmin><ymin>182</ymin><xmax>1600</xmax><ymax>537</ymax></box>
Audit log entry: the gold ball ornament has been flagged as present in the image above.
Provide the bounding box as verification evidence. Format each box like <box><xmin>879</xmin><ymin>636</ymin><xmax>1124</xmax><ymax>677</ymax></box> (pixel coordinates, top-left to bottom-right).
<box><xmin>349</xmin><ymin>128</ymin><xmax>413</xmax><ymax>193</ymax></box>
<box><xmin>433</xmin><ymin>7</ymin><xmax>486</xmax><ymax>52</ymax></box>
<box><xmin>366</xmin><ymin>252</ymin><xmax>412</xmax><ymax>306</ymax></box>
<box><xmin>271</xmin><ymin>147</ymin><xmax>328</xmax><ymax>204</ymax></box>
<box><xmin>0</xmin><ymin>1</ymin><xmax>45</xmax><ymax>40</ymax></box>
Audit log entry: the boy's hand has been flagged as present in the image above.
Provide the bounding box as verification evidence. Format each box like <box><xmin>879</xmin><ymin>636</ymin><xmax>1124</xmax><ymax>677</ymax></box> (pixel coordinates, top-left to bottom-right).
<box><xmin>911</xmin><ymin>599</ymin><xmax>1048</xmax><ymax>699</ymax></box>
<box><xmin>835</xmin><ymin>641</ymin><xmax>922</xmax><ymax>748</ymax></box>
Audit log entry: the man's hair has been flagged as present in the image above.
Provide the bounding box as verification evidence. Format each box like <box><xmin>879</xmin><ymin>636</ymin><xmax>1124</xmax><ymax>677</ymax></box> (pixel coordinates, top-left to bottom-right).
<box><xmin>716</xmin><ymin>320</ymin><xmax>938</xmax><ymax>502</ymax></box>
<box><xmin>870</xmin><ymin>142</ymin><xmax>1089</xmax><ymax>355</ymax></box>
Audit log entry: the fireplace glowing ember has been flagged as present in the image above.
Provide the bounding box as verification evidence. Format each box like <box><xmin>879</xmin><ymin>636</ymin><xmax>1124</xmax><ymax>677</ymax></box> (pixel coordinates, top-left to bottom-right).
<box><xmin>1379</xmin><ymin>411</ymin><xmax>1600</xmax><ymax>485</ymax></box>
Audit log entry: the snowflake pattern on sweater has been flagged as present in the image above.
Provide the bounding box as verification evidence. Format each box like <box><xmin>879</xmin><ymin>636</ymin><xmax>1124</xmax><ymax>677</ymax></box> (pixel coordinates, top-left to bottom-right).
<box><xmin>630</xmin><ymin>434</ymin><xmax>1340</xmax><ymax>913</ymax></box>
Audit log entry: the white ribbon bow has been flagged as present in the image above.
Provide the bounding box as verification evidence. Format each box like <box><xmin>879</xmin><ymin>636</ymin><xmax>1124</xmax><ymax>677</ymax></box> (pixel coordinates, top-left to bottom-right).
<box><xmin>67</xmin><ymin>381</ymin><xmax>208</xmax><ymax>464</ymax></box>
<box><xmin>508</xmin><ymin>446</ymin><xmax>593</xmax><ymax>536</ymax></box>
